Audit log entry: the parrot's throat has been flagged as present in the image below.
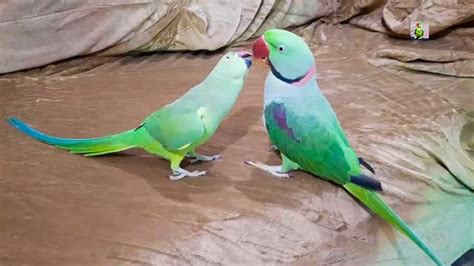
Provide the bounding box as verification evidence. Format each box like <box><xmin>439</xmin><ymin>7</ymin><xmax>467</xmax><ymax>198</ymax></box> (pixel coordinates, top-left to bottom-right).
<box><xmin>268</xmin><ymin>60</ymin><xmax>315</xmax><ymax>87</ymax></box>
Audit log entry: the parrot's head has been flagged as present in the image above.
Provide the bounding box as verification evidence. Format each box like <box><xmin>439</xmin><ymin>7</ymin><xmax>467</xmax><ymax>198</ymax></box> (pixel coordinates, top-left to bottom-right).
<box><xmin>252</xmin><ymin>29</ymin><xmax>315</xmax><ymax>84</ymax></box>
<box><xmin>214</xmin><ymin>51</ymin><xmax>252</xmax><ymax>79</ymax></box>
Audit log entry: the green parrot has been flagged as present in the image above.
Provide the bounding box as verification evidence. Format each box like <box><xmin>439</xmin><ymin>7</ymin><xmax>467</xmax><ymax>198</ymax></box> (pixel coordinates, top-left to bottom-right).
<box><xmin>248</xmin><ymin>29</ymin><xmax>444</xmax><ymax>265</ymax></box>
<box><xmin>415</xmin><ymin>22</ymin><xmax>424</xmax><ymax>39</ymax></box>
<box><xmin>8</xmin><ymin>51</ymin><xmax>253</xmax><ymax>180</ymax></box>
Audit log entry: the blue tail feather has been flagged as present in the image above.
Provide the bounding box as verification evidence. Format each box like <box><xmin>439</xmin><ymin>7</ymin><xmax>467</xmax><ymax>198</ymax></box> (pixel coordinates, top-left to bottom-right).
<box><xmin>7</xmin><ymin>117</ymin><xmax>107</xmax><ymax>146</ymax></box>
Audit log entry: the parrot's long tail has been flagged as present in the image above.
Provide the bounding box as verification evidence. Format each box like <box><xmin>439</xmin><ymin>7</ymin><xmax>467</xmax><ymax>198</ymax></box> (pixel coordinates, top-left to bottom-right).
<box><xmin>343</xmin><ymin>183</ymin><xmax>444</xmax><ymax>266</ymax></box>
<box><xmin>8</xmin><ymin>117</ymin><xmax>140</xmax><ymax>156</ymax></box>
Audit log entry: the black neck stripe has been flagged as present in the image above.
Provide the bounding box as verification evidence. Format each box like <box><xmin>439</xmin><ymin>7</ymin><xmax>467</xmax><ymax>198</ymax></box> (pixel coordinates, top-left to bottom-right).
<box><xmin>269</xmin><ymin>60</ymin><xmax>306</xmax><ymax>84</ymax></box>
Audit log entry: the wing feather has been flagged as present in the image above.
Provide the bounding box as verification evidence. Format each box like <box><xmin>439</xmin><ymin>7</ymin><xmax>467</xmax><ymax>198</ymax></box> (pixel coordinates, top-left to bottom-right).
<box><xmin>264</xmin><ymin>100</ymin><xmax>359</xmax><ymax>185</ymax></box>
<box><xmin>143</xmin><ymin>107</ymin><xmax>205</xmax><ymax>152</ymax></box>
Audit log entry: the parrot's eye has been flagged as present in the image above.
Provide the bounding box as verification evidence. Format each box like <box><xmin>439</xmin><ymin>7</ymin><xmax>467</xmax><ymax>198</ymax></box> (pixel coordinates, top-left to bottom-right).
<box><xmin>278</xmin><ymin>45</ymin><xmax>286</xmax><ymax>52</ymax></box>
<box><xmin>226</xmin><ymin>56</ymin><xmax>230</xmax><ymax>59</ymax></box>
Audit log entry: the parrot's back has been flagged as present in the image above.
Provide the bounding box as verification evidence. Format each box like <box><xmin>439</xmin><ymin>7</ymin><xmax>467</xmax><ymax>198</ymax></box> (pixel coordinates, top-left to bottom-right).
<box><xmin>143</xmin><ymin>73</ymin><xmax>245</xmax><ymax>142</ymax></box>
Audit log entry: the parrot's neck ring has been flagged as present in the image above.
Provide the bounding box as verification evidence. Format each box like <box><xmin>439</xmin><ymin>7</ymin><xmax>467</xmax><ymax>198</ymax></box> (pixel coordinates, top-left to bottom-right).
<box><xmin>269</xmin><ymin>61</ymin><xmax>315</xmax><ymax>86</ymax></box>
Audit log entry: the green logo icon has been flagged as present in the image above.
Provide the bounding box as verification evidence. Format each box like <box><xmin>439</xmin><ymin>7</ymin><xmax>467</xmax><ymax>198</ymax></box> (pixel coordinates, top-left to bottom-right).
<box><xmin>410</xmin><ymin>20</ymin><xmax>429</xmax><ymax>40</ymax></box>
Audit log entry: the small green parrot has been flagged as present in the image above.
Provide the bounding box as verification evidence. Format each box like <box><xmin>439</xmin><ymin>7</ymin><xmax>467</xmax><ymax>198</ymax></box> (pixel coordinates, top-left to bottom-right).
<box><xmin>415</xmin><ymin>22</ymin><xmax>424</xmax><ymax>39</ymax></box>
<box><xmin>8</xmin><ymin>51</ymin><xmax>253</xmax><ymax>180</ymax></box>
<box><xmin>249</xmin><ymin>29</ymin><xmax>444</xmax><ymax>265</ymax></box>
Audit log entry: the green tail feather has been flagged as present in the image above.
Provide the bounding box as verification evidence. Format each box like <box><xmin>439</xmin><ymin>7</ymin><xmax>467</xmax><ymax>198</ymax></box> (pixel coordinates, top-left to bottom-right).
<box><xmin>59</xmin><ymin>130</ymin><xmax>138</xmax><ymax>156</ymax></box>
<box><xmin>343</xmin><ymin>183</ymin><xmax>444</xmax><ymax>265</ymax></box>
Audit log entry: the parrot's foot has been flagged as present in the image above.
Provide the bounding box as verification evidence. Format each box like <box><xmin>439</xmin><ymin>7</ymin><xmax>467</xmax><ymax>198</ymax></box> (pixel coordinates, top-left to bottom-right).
<box><xmin>186</xmin><ymin>153</ymin><xmax>221</xmax><ymax>164</ymax></box>
<box><xmin>270</xmin><ymin>145</ymin><xmax>279</xmax><ymax>151</ymax></box>
<box><xmin>244</xmin><ymin>160</ymin><xmax>292</xmax><ymax>178</ymax></box>
<box><xmin>169</xmin><ymin>168</ymin><xmax>207</xmax><ymax>180</ymax></box>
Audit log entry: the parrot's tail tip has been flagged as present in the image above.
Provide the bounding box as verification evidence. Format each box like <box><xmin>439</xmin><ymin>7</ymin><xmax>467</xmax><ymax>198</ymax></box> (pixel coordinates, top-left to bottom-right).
<box><xmin>7</xmin><ymin>116</ymin><xmax>20</xmax><ymax>127</ymax></box>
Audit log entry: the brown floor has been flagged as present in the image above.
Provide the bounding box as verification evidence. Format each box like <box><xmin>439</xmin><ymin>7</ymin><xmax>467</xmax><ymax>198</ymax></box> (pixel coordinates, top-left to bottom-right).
<box><xmin>1</xmin><ymin>25</ymin><xmax>473</xmax><ymax>265</ymax></box>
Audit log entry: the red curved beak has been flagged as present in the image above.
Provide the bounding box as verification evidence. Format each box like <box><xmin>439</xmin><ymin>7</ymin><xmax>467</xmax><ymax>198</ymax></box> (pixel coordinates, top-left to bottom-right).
<box><xmin>252</xmin><ymin>36</ymin><xmax>269</xmax><ymax>59</ymax></box>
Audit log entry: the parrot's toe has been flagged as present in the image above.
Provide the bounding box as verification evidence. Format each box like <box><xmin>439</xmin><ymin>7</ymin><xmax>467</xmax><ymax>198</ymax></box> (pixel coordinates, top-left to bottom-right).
<box><xmin>169</xmin><ymin>168</ymin><xmax>208</xmax><ymax>180</ymax></box>
<box><xmin>188</xmin><ymin>154</ymin><xmax>221</xmax><ymax>163</ymax></box>
<box><xmin>244</xmin><ymin>160</ymin><xmax>292</xmax><ymax>178</ymax></box>
<box><xmin>273</xmin><ymin>172</ymin><xmax>291</xmax><ymax>178</ymax></box>
<box><xmin>169</xmin><ymin>174</ymin><xmax>185</xmax><ymax>181</ymax></box>
<box><xmin>190</xmin><ymin>170</ymin><xmax>207</xmax><ymax>176</ymax></box>
<box><xmin>210</xmin><ymin>154</ymin><xmax>220</xmax><ymax>160</ymax></box>
<box><xmin>270</xmin><ymin>145</ymin><xmax>279</xmax><ymax>151</ymax></box>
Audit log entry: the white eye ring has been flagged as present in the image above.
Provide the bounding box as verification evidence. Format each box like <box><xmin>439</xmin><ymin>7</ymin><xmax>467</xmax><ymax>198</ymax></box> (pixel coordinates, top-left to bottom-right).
<box><xmin>278</xmin><ymin>45</ymin><xmax>285</xmax><ymax>52</ymax></box>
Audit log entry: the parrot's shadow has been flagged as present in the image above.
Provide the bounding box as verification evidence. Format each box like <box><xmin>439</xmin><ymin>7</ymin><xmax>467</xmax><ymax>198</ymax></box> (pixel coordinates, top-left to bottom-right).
<box><xmin>231</xmin><ymin>149</ymin><xmax>317</xmax><ymax>208</ymax></box>
<box><xmin>94</xmin><ymin>151</ymin><xmax>229</xmax><ymax>203</ymax></box>
<box><xmin>196</xmin><ymin>105</ymin><xmax>263</xmax><ymax>156</ymax></box>
<box><xmin>94</xmin><ymin>105</ymin><xmax>262</xmax><ymax>203</ymax></box>
<box><xmin>239</xmin><ymin>154</ymin><xmax>411</xmax><ymax>262</ymax></box>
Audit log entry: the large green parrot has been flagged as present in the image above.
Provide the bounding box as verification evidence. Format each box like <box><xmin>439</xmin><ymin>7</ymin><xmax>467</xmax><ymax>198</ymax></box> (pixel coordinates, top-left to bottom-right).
<box><xmin>248</xmin><ymin>29</ymin><xmax>444</xmax><ymax>265</ymax></box>
<box><xmin>8</xmin><ymin>51</ymin><xmax>253</xmax><ymax>180</ymax></box>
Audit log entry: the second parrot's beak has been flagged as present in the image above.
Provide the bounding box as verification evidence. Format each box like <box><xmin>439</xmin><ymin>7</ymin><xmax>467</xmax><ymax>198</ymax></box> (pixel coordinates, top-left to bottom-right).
<box><xmin>237</xmin><ymin>51</ymin><xmax>253</xmax><ymax>69</ymax></box>
<box><xmin>252</xmin><ymin>36</ymin><xmax>269</xmax><ymax>66</ymax></box>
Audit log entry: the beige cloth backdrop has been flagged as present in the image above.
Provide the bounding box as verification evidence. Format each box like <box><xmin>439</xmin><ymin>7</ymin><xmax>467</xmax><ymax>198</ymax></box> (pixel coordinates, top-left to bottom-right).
<box><xmin>1</xmin><ymin>0</ymin><xmax>472</xmax><ymax>75</ymax></box>
<box><xmin>0</xmin><ymin>0</ymin><xmax>334</xmax><ymax>74</ymax></box>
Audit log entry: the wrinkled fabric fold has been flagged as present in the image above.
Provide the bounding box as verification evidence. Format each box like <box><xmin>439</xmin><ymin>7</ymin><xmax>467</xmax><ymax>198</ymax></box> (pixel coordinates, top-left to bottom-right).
<box><xmin>2</xmin><ymin>0</ymin><xmax>471</xmax><ymax>74</ymax></box>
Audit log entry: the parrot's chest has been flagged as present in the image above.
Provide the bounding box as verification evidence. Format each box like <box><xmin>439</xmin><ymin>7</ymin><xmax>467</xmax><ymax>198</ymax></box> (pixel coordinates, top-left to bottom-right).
<box><xmin>262</xmin><ymin>73</ymin><xmax>328</xmax><ymax>150</ymax></box>
<box><xmin>263</xmin><ymin>73</ymin><xmax>303</xmax><ymax>106</ymax></box>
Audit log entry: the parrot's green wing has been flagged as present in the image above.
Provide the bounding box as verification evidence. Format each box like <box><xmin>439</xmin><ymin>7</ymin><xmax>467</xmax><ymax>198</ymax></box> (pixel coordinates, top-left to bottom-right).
<box><xmin>264</xmin><ymin>100</ymin><xmax>358</xmax><ymax>185</ymax></box>
<box><xmin>143</xmin><ymin>107</ymin><xmax>205</xmax><ymax>152</ymax></box>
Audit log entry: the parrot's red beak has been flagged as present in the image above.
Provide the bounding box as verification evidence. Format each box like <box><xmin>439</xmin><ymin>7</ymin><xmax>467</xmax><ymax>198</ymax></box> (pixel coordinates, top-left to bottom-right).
<box><xmin>252</xmin><ymin>36</ymin><xmax>269</xmax><ymax>60</ymax></box>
